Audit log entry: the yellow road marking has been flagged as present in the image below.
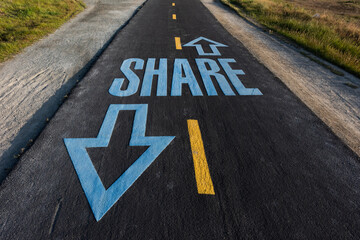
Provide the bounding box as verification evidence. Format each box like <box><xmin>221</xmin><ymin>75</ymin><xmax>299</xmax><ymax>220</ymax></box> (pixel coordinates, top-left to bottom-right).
<box><xmin>187</xmin><ymin>120</ymin><xmax>215</xmax><ymax>195</ymax></box>
<box><xmin>172</xmin><ymin>14</ymin><xmax>176</xmax><ymax>20</ymax></box>
<box><xmin>172</xmin><ymin>3</ymin><xmax>175</xmax><ymax>6</ymax></box>
<box><xmin>175</xmin><ymin>37</ymin><xmax>182</xmax><ymax>50</ymax></box>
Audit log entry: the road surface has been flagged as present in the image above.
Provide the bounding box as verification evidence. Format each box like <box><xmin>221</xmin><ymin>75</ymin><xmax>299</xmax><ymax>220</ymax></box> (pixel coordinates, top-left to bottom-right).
<box><xmin>0</xmin><ymin>0</ymin><xmax>359</xmax><ymax>239</ymax></box>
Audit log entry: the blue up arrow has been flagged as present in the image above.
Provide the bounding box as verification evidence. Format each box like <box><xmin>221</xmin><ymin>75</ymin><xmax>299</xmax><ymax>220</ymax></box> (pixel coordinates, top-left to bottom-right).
<box><xmin>183</xmin><ymin>37</ymin><xmax>228</xmax><ymax>56</ymax></box>
<box><xmin>64</xmin><ymin>104</ymin><xmax>175</xmax><ymax>221</ymax></box>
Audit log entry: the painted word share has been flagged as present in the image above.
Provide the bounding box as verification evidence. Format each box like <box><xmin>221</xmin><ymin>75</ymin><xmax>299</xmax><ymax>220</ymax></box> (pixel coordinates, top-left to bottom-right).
<box><xmin>109</xmin><ymin>58</ymin><xmax>262</xmax><ymax>97</ymax></box>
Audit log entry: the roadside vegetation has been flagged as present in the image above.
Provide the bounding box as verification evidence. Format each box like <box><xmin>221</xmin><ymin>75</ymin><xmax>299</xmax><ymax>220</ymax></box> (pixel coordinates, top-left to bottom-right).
<box><xmin>221</xmin><ymin>0</ymin><xmax>360</xmax><ymax>77</ymax></box>
<box><xmin>0</xmin><ymin>0</ymin><xmax>85</xmax><ymax>62</ymax></box>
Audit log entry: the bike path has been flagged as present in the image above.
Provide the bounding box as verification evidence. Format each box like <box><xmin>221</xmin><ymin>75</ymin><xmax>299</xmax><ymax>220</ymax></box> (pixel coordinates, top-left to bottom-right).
<box><xmin>0</xmin><ymin>0</ymin><xmax>360</xmax><ymax>238</ymax></box>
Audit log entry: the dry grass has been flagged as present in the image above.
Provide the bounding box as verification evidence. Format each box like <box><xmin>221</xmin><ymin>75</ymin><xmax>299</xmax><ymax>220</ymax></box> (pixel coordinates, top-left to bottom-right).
<box><xmin>222</xmin><ymin>0</ymin><xmax>360</xmax><ymax>77</ymax></box>
<box><xmin>0</xmin><ymin>0</ymin><xmax>85</xmax><ymax>62</ymax></box>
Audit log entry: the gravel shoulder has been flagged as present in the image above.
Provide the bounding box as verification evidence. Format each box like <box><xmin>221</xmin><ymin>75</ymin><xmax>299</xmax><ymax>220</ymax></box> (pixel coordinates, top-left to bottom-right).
<box><xmin>201</xmin><ymin>0</ymin><xmax>360</xmax><ymax>156</ymax></box>
<box><xmin>0</xmin><ymin>0</ymin><xmax>146</xmax><ymax>182</ymax></box>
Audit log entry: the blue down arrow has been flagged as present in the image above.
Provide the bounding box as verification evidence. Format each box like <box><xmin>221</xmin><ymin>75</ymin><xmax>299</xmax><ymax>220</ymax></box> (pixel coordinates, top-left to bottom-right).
<box><xmin>64</xmin><ymin>104</ymin><xmax>175</xmax><ymax>221</ymax></box>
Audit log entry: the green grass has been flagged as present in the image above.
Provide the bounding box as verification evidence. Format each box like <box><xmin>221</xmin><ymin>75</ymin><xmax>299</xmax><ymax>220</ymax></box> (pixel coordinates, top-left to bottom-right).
<box><xmin>221</xmin><ymin>0</ymin><xmax>360</xmax><ymax>78</ymax></box>
<box><xmin>0</xmin><ymin>0</ymin><xmax>85</xmax><ymax>62</ymax></box>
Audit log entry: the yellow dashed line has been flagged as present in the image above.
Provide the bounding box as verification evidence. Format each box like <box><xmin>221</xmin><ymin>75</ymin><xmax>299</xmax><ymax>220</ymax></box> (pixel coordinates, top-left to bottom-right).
<box><xmin>175</xmin><ymin>37</ymin><xmax>182</xmax><ymax>50</ymax></box>
<box><xmin>172</xmin><ymin>14</ymin><xmax>176</xmax><ymax>20</ymax></box>
<box><xmin>172</xmin><ymin>3</ymin><xmax>175</xmax><ymax>6</ymax></box>
<box><xmin>187</xmin><ymin>120</ymin><xmax>215</xmax><ymax>195</ymax></box>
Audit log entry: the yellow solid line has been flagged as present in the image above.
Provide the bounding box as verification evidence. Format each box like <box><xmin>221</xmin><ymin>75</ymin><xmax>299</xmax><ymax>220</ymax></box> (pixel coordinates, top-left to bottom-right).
<box><xmin>175</xmin><ymin>37</ymin><xmax>182</xmax><ymax>50</ymax></box>
<box><xmin>172</xmin><ymin>3</ymin><xmax>175</xmax><ymax>6</ymax></box>
<box><xmin>172</xmin><ymin>14</ymin><xmax>176</xmax><ymax>20</ymax></box>
<box><xmin>187</xmin><ymin>120</ymin><xmax>215</xmax><ymax>195</ymax></box>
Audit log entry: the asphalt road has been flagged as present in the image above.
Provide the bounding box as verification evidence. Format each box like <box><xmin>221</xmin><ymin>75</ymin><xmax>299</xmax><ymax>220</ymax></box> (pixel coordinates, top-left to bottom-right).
<box><xmin>1</xmin><ymin>0</ymin><xmax>360</xmax><ymax>239</ymax></box>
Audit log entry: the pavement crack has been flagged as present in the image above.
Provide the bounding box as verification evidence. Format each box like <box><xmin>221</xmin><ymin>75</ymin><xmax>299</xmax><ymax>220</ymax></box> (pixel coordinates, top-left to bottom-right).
<box><xmin>48</xmin><ymin>198</ymin><xmax>63</xmax><ymax>236</ymax></box>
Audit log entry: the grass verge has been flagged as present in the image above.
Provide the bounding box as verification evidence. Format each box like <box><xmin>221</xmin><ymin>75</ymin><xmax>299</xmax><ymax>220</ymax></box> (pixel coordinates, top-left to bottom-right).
<box><xmin>221</xmin><ymin>0</ymin><xmax>360</xmax><ymax>78</ymax></box>
<box><xmin>0</xmin><ymin>0</ymin><xmax>85</xmax><ymax>62</ymax></box>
